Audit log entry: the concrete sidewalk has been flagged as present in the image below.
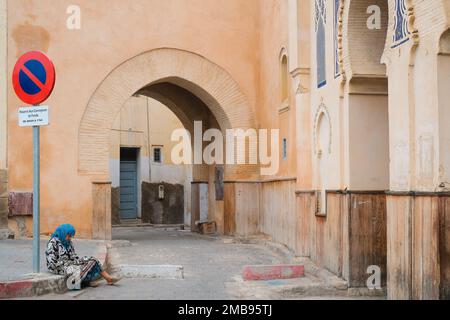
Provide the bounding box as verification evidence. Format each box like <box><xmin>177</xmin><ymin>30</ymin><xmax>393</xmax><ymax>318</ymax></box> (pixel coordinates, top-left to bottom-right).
<box><xmin>0</xmin><ymin>238</ymin><xmax>108</xmax><ymax>299</ymax></box>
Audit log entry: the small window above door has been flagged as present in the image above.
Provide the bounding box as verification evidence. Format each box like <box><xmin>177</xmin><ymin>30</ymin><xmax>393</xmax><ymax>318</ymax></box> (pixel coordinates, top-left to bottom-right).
<box><xmin>153</xmin><ymin>146</ymin><xmax>163</xmax><ymax>164</ymax></box>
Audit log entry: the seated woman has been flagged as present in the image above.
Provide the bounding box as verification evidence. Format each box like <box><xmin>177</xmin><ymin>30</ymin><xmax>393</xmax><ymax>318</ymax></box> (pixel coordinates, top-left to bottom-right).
<box><xmin>45</xmin><ymin>224</ymin><xmax>120</xmax><ymax>289</ymax></box>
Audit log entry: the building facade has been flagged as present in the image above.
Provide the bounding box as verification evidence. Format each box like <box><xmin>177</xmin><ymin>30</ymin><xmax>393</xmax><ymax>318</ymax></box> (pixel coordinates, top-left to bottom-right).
<box><xmin>0</xmin><ymin>0</ymin><xmax>449</xmax><ymax>299</ymax></box>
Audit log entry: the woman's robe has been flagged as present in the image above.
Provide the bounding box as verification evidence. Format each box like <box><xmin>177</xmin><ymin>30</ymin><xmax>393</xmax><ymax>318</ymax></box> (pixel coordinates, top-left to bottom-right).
<box><xmin>45</xmin><ymin>237</ymin><xmax>103</xmax><ymax>289</ymax></box>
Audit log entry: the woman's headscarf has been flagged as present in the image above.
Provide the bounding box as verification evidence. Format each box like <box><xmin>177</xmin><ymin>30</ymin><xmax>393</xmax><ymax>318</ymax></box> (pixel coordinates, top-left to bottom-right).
<box><xmin>52</xmin><ymin>224</ymin><xmax>76</xmax><ymax>248</ymax></box>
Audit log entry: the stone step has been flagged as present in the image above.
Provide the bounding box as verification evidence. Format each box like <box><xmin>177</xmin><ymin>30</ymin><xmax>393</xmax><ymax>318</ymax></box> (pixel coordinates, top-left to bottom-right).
<box><xmin>111</xmin><ymin>264</ymin><xmax>184</xmax><ymax>280</ymax></box>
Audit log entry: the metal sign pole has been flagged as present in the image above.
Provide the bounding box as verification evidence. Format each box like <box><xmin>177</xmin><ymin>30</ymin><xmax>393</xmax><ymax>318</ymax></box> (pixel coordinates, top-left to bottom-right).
<box><xmin>32</xmin><ymin>124</ymin><xmax>40</xmax><ymax>274</ymax></box>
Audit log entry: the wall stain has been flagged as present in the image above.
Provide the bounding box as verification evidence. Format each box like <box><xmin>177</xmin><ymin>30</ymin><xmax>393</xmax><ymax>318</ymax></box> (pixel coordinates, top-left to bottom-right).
<box><xmin>12</xmin><ymin>22</ymin><xmax>50</xmax><ymax>58</ymax></box>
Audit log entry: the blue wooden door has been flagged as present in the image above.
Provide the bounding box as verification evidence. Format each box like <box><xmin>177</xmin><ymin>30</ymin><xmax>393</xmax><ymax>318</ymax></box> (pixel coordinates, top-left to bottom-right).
<box><xmin>120</xmin><ymin>161</ymin><xmax>138</xmax><ymax>219</ymax></box>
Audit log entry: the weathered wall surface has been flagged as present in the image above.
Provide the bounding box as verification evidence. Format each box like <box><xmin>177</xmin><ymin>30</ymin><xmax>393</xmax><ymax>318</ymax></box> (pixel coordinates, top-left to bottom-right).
<box><xmin>387</xmin><ymin>194</ymin><xmax>442</xmax><ymax>300</ymax></box>
<box><xmin>309</xmin><ymin>193</ymin><xmax>345</xmax><ymax>277</ymax></box>
<box><xmin>296</xmin><ymin>191</ymin><xmax>386</xmax><ymax>287</ymax></box>
<box><xmin>346</xmin><ymin>193</ymin><xmax>387</xmax><ymax>287</ymax></box>
<box><xmin>92</xmin><ymin>182</ymin><xmax>111</xmax><ymax>240</ymax></box>
<box><xmin>0</xmin><ymin>170</ymin><xmax>8</xmax><ymax>235</ymax></box>
<box><xmin>234</xmin><ymin>182</ymin><xmax>260</xmax><ymax>237</ymax></box>
<box><xmin>111</xmin><ymin>187</ymin><xmax>120</xmax><ymax>226</ymax></box>
<box><xmin>141</xmin><ymin>182</ymin><xmax>184</xmax><ymax>225</ymax></box>
<box><xmin>382</xmin><ymin>0</ymin><xmax>447</xmax><ymax>193</ymax></box>
<box><xmin>348</xmin><ymin>95</ymin><xmax>389</xmax><ymax>190</ymax></box>
<box><xmin>191</xmin><ymin>182</ymin><xmax>209</xmax><ymax>232</ymax></box>
<box><xmin>440</xmin><ymin>195</ymin><xmax>450</xmax><ymax>299</ymax></box>
<box><xmin>381</xmin><ymin>0</ymin><xmax>450</xmax><ymax>300</ymax></box>
<box><xmin>259</xmin><ymin>0</ymin><xmax>297</xmax><ymax>180</ymax></box>
<box><xmin>296</xmin><ymin>192</ymin><xmax>346</xmax><ymax>278</ymax></box>
<box><xmin>259</xmin><ymin>180</ymin><xmax>296</xmax><ymax>249</ymax></box>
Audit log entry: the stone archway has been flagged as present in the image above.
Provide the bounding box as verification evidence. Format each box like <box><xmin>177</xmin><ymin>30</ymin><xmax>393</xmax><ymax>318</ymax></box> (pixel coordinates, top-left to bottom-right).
<box><xmin>342</xmin><ymin>0</ymin><xmax>388</xmax><ymax>80</ymax></box>
<box><xmin>79</xmin><ymin>48</ymin><xmax>256</xmax><ymax>177</ymax></box>
<box><xmin>79</xmin><ymin>48</ymin><xmax>258</xmax><ymax>239</ymax></box>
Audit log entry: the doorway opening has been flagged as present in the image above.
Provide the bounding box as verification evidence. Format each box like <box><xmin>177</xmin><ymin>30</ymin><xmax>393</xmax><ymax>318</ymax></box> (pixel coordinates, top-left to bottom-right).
<box><xmin>79</xmin><ymin>48</ymin><xmax>258</xmax><ymax>239</ymax></box>
<box><xmin>111</xmin><ymin>96</ymin><xmax>192</xmax><ymax>228</ymax></box>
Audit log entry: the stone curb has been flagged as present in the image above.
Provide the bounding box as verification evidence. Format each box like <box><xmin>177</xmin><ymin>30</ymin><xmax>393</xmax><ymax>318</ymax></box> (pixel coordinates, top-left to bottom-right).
<box><xmin>112</xmin><ymin>264</ymin><xmax>184</xmax><ymax>280</ymax></box>
<box><xmin>0</xmin><ymin>242</ymin><xmax>109</xmax><ymax>299</ymax></box>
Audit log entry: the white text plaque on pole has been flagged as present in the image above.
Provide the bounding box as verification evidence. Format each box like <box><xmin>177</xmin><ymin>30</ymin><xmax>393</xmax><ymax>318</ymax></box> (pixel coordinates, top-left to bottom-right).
<box><xmin>18</xmin><ymin>106</ymin><xmax>50</xmax><ymax>127</ymax></box>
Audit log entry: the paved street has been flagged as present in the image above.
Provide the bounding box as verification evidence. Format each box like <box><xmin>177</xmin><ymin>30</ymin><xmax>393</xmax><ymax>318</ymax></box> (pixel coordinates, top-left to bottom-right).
<box><xmin>31</xmin><ymin>227</ymin><xmax>291</xmax><ymax>300</ymax></box>
<box><xmin>13</xmin><ymin>227</ymin><xmax>386</xmax><ymax>300</ymax></box>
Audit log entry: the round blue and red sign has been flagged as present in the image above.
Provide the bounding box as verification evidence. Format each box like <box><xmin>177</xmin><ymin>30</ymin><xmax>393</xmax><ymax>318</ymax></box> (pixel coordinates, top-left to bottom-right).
<box><xmin>12</xmin><ymin>51</ymin><xmax>56</xmax><ymax>105</ymax></box>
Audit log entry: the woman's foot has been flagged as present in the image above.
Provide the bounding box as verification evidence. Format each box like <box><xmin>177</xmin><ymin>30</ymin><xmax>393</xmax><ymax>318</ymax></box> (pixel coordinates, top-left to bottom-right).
<box><xmin>88</xmin><ymin>280</ymin><xmax>101</xmax><ymax>288</ymax></box>
<box><xmin>107</xmin><ymin>275</ymin><xmax>122</xmax><ymax>285</ymax></box>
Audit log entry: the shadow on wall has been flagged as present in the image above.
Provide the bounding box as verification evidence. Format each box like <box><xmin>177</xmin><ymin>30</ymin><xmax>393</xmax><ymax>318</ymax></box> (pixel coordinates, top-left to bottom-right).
<box><xmin>112</xmin><ymin>182</ymin><xmax>184</xmax><ymax>225</ymax></box>
<box><xmin>142</xmin><ymin>182</ymin><xmax>184</xmax><ymax>225</ymax></box>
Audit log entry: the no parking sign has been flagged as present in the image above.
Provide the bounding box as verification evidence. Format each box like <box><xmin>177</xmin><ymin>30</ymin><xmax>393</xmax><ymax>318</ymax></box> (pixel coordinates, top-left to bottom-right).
<box><xmin>12</xmin><ymin>51</ymin><xmax>55</xmax><ymax>105</ymax></box>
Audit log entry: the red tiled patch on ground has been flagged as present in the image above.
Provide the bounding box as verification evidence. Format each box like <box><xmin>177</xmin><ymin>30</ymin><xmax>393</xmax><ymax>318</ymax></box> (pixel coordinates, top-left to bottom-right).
<box><xmin>242</xmin><ymin>265</ymin><xmax>305</xmax><ymax>281</ymax></box>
